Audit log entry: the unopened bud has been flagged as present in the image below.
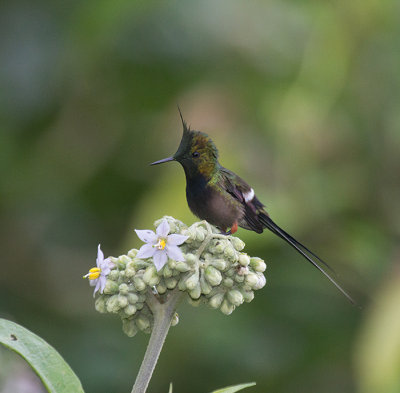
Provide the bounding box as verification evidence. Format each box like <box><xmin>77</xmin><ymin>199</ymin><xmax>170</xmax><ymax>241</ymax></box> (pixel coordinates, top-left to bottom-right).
<box><xmin>171</xmin><ymin>312</ymin><xmax>179</xmax><ymax>326</ymax></box>
<box><xmin>231</xmin><ymin>237</ymin><xmax>245</xmax><ymax>251</ymax></box>
<box><xmin>136</xmin><ymin>315</ymin><xmax>151</xmax><ymax>331</ymax></box>
<box><xmin>127</xmin><ymin>293</ymin><xmax>139</xmax><ymax>304</ymax></box>
<box><xmin>208</xmin><ymin>293</ymin><xmax>224</xmax><ymax>309</ymax></box>
<box><xmin>189</xmin><ymin>282</ymin><xmax>201</xmax><ymax>299</ymax></box>
<box><xmin>117</xmin><ymin>295</ymin><xmax>128</xmax><ymax>308</ymax></box>
<box><xmin>106</xmin><ymin>295</ymin><xmax>120</xmax><ymax>313</ymax></box>
<box><xmin>253</xmin><ymin>274</ymin><xmax>266</xmax><ymax>290</ymax></box>
<box><xmin>210</xmin><ymin>259</ymin><xmax>227</xmax><ymax>271</ymax></box>
<box><xmin>175</xmin><ymin>261</ymin><xmax>191</xmax><ymax>272</ymax></box>
<box><xmin>204</xmin><ymin>266</ymin><xmax>222</xmax><ymax>286</ymax></box>
<box><xmin>245</xmin><ymin>272</ymin><xmax>259</xmax><ymax>287</ymax></box>
<box><xmin>122</xmin><ymin>319</ymin><xmax>138</xmax><ymax>337</ymax></box>
<box><xmin>222</xmin><ymin>278</ymin><xmax>234</xmax><ymax>288</ymax></box>
<box><xmin>250</xmin><ymin>257</ymin><xmax>266</xmax><ymax>272</ymax></box>
<box><xmin>227</xmin><ymin>290</ymin><xmax>244</xmax><ymax>306</ymax></box>
<box><xmin>238</xmin><ymin>254</ymin><xmax>250</xmax><ymax>267</ymax></box>
<box><xmin>185</xmin><ymin>273</ymin><xmax>199</xmax><ymax>291</ymax></box>
<box><xmin>241</xmin><ymin>290</ymin><xmax>254</xmax><ymax>303</ymax></box>
<box><xmin>143</xmin><ymin>266</ymin><xmax>160</xmax><ymax>286</ymax></box>
<box><xmin>124</xmin><ymin>304</ymin><xmax>137</xmax><ymax>317</ymax></box>
<box><xmin>128</xmin><ymin>249</ymin><xmax>138</xmax><ymax>258</ymax></box>
<box><xmin>95</xmin><ymin>296</ymin><xmax>107</xmax><ymax>313</ymax></box>
<box><xmin>156</xmin><ymin>281</ymin><xmax>167</xmax><ymax>295</ymax></box>
<box><xmin>200</xmin><ymin>273</ymin><xmax>212</xmax><ymax>295</ymax></box>
<box><xmin>220</xmin><ymin>299</ymin><xmax>235</xmax><ymax>315</ymax></box>
<box><xmin>133</xmin><ymin>276</ymin><xmax>146</xmax><ymax>292</ymax></box>
<box><xmin>165</xmin><ymin>277</ymin><xmax>178</xmax><ymax>289</ymax></box>
<box><xmin>104</xmin><ymin>280</ymin><xmax>119</xmax><ymax>294</ymax></box>
<box><xmin>119</xmin><ymin>283</ymin><xmax>129</xmax><ymax>295</ymax></box>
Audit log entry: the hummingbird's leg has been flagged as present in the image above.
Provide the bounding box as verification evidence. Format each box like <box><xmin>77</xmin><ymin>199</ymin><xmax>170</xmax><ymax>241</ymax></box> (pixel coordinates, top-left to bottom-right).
<box><xmin>220</xmin><ymin>221</ymin><xmax>238</xmax><ymax>236</ymax></box>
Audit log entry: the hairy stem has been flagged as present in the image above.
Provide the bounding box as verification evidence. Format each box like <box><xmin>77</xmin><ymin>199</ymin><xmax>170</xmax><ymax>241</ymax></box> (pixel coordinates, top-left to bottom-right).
<box><xmin>131</xmin><ymin>289</ymin><xmax>184</xmax><ymax>393</ymax></box>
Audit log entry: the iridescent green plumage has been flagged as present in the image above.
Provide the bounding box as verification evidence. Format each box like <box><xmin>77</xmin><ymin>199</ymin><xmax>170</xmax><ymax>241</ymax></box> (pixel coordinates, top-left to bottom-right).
<box><xmin>150</xmin><ymin>111</ymin><xmax>355</xmax><ymax>304</ymax></box>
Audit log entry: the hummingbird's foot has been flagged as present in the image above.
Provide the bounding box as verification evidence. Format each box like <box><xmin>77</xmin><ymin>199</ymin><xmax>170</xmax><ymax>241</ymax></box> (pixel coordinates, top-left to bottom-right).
<box><xmin>220</xmin><ymin>222</ymin><xmax>238</xmax><ymax>236</ymax></box>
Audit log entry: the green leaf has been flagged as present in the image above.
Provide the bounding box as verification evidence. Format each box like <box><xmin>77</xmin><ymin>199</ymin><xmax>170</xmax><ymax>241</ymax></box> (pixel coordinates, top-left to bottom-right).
<box><xmin>211</xmin><ymin>382</ymin><xmax>256</xmax><ymax>393</ymax></box>
<box><xmin>0</xmin><ymin>318</ymin><xmax>84</xmax><ymax>393</ymax></box>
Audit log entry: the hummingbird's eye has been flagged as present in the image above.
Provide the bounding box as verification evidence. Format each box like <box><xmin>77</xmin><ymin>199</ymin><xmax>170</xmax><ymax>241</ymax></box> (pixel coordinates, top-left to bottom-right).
<box><xmin>192</xmin><ymin>151</ymin><xmax>200</xmax><ymax>158</ymax></box>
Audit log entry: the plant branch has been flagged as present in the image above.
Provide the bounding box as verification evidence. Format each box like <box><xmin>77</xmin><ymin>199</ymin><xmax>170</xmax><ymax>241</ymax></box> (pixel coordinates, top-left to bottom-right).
<box><xmin>131</xmin><ymin>288</ymin><xmax>184</xmax><ymax>393</ymax></box>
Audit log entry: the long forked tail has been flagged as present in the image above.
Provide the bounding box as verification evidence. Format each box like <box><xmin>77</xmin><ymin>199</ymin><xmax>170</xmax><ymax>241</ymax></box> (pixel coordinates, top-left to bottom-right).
<box><xmin>258</xmin><ymin>213</ymin><xmax>356</xmax><ymax>305</ymax></box>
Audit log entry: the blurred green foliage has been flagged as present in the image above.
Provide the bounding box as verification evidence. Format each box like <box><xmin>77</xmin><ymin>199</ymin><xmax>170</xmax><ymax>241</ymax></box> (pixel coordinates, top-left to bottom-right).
<box><xmin>0</xmin><ymin>0</ymin><xmax>399</xmax><ymax>392</ymax></box>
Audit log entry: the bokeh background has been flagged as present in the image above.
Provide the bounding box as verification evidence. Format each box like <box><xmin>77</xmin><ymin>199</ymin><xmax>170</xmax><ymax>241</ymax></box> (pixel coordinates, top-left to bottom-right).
<box><xmin>1</xmin><ymin>0</ymin><xmax>400</xmax><ymax>392</ymax></box>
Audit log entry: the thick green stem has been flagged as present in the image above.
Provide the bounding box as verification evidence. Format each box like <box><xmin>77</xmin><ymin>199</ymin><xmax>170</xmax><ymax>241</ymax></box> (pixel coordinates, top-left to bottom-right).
<box><xmin>131</xmin><ymin>289</ymin><xmax>183</xmax><ymax>393</ymax></box>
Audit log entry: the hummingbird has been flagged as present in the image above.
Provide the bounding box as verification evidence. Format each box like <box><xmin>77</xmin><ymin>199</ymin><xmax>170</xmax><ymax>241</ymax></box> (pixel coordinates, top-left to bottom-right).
<box><xmin>151</xmin><ymin>111</ymin><xmax>355</xmax><ymax>304</ymax></box>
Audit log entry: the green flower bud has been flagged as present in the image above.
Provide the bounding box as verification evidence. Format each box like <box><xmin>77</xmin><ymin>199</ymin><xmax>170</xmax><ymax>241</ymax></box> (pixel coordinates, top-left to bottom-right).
<box><xmin>119</xmin><ymin>283</ymin><xmax>129</xmax><ymax>295</ymax></box>
<box><xmin>104</xmin><ymin>279</ymin><xmax>119</xmax><ymax>294</ymax></box>
<box><xmin>136</xmin><ymin>315</ymin><xmax>151</xmax><ymax>331</ymax></box>
<box><xmin>189</xmin><ymin>282</ymin><xmax>201</xmax><ymax>299</ymax></box>
<box><xmin>200</xmin><ymin>273</ymin><xmax>212</xmax><ymax>295</ymax></box>
<box><xmin>208</xmin><ymin>292</ymin><xmax>224</xmax><ymax>309</ymax></box>
<box><xmin>185</xmin><ymin>273</ymin><xmax>199</xmax><ymax>291</ymax></box>
<box><xmin>222</xmin><ymin>277</ymin><xmax>234</xmax><ymax>288</ymax></box>
<box><xmin>143</xmin><ymin>266</ymin><xmax>160</xmax><ymax>286</ymax></box>
<box><xmin>124</xmin><ymin>304</ymin><xmax>137</xmax><ymax>317</ymax></box>
<box><xmin>214</xmin><ymin>242</ymin><xmax>226</xmax><ymax>254</ymax></box>
<box><xmin>195</xmin><ymin>228</ymin><xmax>206</xmax><ymax>242</ymax></box>
<box><xmin>118</xmin><ymin>255</ymin><xmax>131</xmax><ymax>266</ymax></box>
<box><xmin>108</xmin><ymin>270</ymin><xmax>119</xmax><ymax>281</ymax></box>
<box><xmin>253</xmin><ymin>274</ymin><xmax>266</xmax><ymax>290</ymax></box>
<box><xmin>125</xmin><ymin>267</ymin><xmax>136</xmax><ymax>278</ymax></box>
<box><xmin>210</xmin><ymin>259</ymin><xmax>227</xmax><ymax>271</ymax></box>
<box><xmin>106</xmin><ymin>295</ymin><xmax>120</xmax><ymax>313</ymax></box>
<box><xmin>227</xmin><ymin>290</ymin><xmax>244</xmax><ymax>306</ymax></box>
<box><xmin>162</xmin><ymin>264</ymin><xmax>173</xmax><ymax>278</ymax></box>
<box><xmin>205</xmin><ymin>266</ymin><xmax>222</xmax><ymax>286</ymax></box>
<box><xmin>156</xmin><ymin>281</ymin><xmax>167</xmax><ymax>295</ymax></box>
<box><xmin>220</xmin><ymin>299</ymin><xmax>235</xmax><ymax>315</ymax></box>
<box><xmin>178</xmin><ymin>277</ymin><xmax>187</xmax><ymax>291</ymax></box>
<box><xmin>240</xmin><ymin>290</ymin><xmax>254</xmax><ymax>303</ymax></box>
<box><xmin>245</xmin><ymin>272</ymin><xmax>259</xmax><ymax>287</ymax></box>
<box><xmin>185</xmin><ymin>253</ymin><xmax>197</xmax><ymax>265</ymax></box>
<box><xmin>250</xmin><ymin>257</ymin><xmax>266</xmax><ymax>272</ymax></box>
<box><xmin>231</xmin><ymin>237</ymin><xmax>245</xmax><ymax>251</ymax></box>
<box><xmin>165</xmin><ymin>277</ymin><xmax>178</xmax><ymax>289</ymax></box>
<box><xmin>127</xmin><ymin>293</ymin><xmax>139</xmax><ymax>304</ymax></box>
<box><xmin>175</xmin><ymin>261</ymin><xmax>191</xmax><ymax>272</ymax></box>
<box><xmin>122</xmin><ymin>319</ymin><xmax>138</xmax><ymax>337</ymax></box>
<box><xmin>238</xmin><ymin>253</ymin><xmax>250</xmax><ymax>267</ymax></box>
<box><xmin>234</xmin><ymin>274</ymin><xmax>245</xmax><ymax>283</ymax></box>
<box><xmin>133</xmin><ymin>276</ymin><xmax>146</xmax><ymax>292</ymax></box>
<box><xmin>168</xmin><ymin>260</ymin><xmax>176</xmax><ymax>270</ymax></box>
<box><xmin>95</xmin><ymin>296</ymin><xmax>108</xmax><ymax>313</ymax></box>
<box><xmin>225</xmin><ymin>268</ymin><xmax>235</xmax><ymax>277</ymax></box>
<box><xmin>128</xmin><ymin>249</ymin><xmax>138</xmax><ymax>258</ymax></box>
<box><xmin>224</xmin><ymin>244</ymin><xmax>236</xmax><ymax>260</ymax></box>
<box><xmin>117</xmin><ymin>295</ymin><xmax>128</xmax><ymax>308</ymax></box>
<box><xmin>171</xmin><ymin>312</ymin><xmax>179</xmax><ymax>326</ymax></box>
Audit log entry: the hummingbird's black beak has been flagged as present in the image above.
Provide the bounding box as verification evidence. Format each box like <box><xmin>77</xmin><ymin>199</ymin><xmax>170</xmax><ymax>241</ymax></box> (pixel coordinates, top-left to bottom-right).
<box><xmin>150</xmin><ymin>156</ymin><xmax>175</xmax><ymax>166</ymax></box>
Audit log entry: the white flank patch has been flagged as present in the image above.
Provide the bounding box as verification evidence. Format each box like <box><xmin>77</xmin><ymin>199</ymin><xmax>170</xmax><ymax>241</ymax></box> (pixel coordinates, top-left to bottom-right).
<box><xmin>243</xmin><ymin>188</ymin><xmax>254</xmax><ymax>202</ymax></box>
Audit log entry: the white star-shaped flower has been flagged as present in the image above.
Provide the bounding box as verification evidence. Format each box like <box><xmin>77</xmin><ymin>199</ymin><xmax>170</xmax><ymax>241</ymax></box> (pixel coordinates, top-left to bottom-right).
<box><xmin>135</xmin><ymin>219</ymin><xmax>188</xmax><ymax>271</ymax></box>
<box><xmin>83</xmin><ymin>244</ymin><xmax>114</xmax><ymax>297</ymax></box>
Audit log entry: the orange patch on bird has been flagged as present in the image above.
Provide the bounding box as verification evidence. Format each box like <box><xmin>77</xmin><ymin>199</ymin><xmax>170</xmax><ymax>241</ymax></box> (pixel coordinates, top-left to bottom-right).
<box><xmin>230</xmin><ymin>221</ymin><xmax>238</xmax><ymax>234</ymax></box>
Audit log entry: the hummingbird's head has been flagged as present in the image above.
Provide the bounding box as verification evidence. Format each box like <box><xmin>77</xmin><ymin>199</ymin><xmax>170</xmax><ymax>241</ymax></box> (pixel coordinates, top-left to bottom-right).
<box><xmin>151</xmin><ymin>110</ymin><xmax>219</xmax><ymax>179</ymax></box>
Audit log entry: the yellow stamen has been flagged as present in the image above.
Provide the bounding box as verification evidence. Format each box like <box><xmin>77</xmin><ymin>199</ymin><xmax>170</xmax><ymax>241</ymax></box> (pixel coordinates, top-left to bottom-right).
<box><xmin>156</xmin><ymin>238</ymin><xmax>166</xmax><ymax>250</ymax></box>
<box><xmin>83</xmin><ymin>267</ymin><xmax>101</xmax><ymax>280</ymax></box>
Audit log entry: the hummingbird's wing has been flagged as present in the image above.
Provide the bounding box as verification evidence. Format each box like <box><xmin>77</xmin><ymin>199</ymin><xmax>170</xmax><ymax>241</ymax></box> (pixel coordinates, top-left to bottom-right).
<box><xmin>220</xmin><ymin>167</ymin><xmax>265</xmax><ymax>233</ymax></box>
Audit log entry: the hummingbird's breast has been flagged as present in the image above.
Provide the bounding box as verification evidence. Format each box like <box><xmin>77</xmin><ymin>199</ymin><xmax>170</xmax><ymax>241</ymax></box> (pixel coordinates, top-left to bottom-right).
<box><xmin>185</xmin><ymin>175</ymin><xmax>243</xmax><ymax>231</ymax></box>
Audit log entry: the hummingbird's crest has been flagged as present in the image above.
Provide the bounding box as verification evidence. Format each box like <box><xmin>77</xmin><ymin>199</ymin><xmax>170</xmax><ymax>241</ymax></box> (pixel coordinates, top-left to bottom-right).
<box><xmin>174</xmin><ymin>110</ymin><xmax>219</xmax><ymax>162</ymax></box>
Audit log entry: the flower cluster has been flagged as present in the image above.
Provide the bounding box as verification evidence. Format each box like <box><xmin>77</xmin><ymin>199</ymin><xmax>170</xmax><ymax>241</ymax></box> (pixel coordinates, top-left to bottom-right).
<box><xmin>84</xmin><ymin>216</ymin><xmax>266</xmax><ymax>337</ymax></box>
